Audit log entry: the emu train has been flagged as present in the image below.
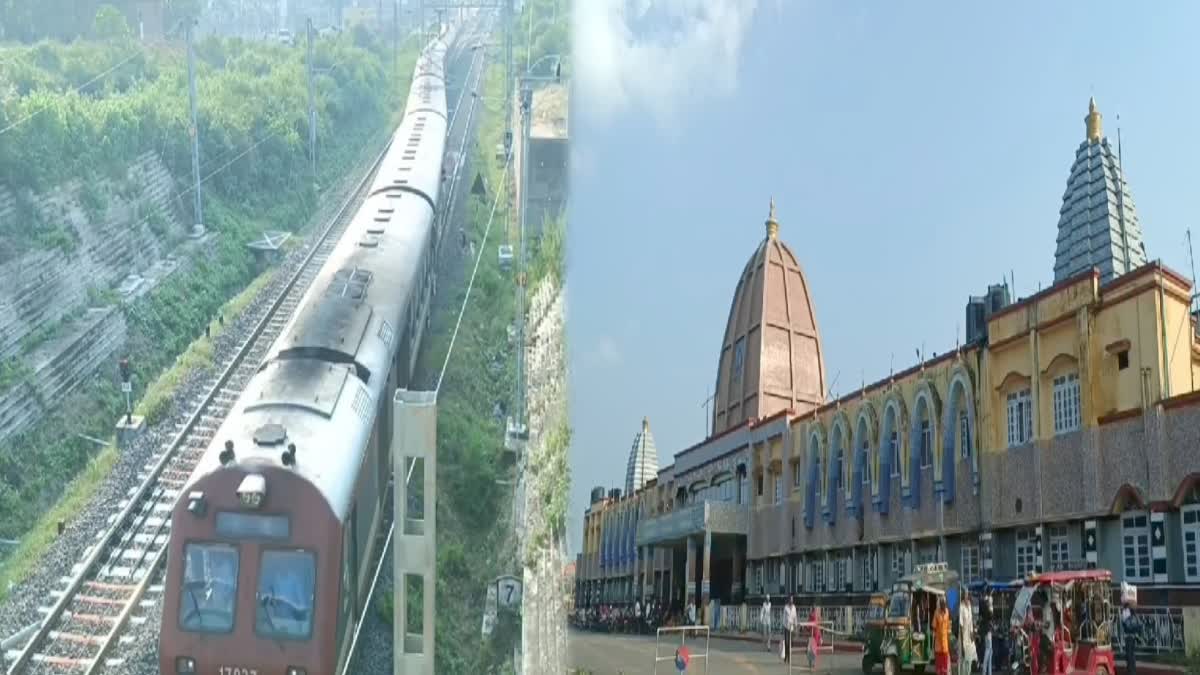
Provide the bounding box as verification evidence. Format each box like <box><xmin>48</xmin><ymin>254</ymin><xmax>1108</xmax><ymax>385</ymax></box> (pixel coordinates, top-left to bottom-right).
<box><xmin>158</xmin><ymin>25</ymin><xmax>456</xmax><ymax>675</ymax></box>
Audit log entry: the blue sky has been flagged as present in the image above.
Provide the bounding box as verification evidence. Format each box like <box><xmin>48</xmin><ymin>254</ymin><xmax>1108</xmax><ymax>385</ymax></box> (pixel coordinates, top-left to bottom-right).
<box><xmin>565</xmin><ymin>0</ymin><xmax>1200</xmax><ymax>555</ymax></box>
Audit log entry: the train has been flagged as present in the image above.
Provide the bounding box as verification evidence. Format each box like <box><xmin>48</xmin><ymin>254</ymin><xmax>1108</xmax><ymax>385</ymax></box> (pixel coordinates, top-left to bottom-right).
<box><xmin>158</xmin><ymin>23</ymin><xmax>457</xmax><ymax>675</ymax></box>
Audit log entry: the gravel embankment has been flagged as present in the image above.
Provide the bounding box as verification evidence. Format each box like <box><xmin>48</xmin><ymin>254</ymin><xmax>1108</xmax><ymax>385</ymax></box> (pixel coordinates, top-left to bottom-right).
<box><xmin>0</xmin><ymin>130</ymin><xmax>383</xmax><ymax>662</ymax></box>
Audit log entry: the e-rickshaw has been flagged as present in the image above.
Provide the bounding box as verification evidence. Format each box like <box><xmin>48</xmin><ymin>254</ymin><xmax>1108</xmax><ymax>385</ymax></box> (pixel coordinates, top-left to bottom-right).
<box><xmin>869</xmin><ymin>562</ymin><xmax>962</xmax><ymax>675</ymax></box>
<box><xmin>1007</xmin><ymin>570</ymin><xmax>1115</xmax><ymax>675</ymax></box>
<box><xmin>861</xmin><ymin>593</ymin><xmax>891</xmax><ymax>673</ymax></box>
<box><xmin>968</xmin><ymin>579</ymin><xmax>1024</xmax><ymax>673</ymax></box>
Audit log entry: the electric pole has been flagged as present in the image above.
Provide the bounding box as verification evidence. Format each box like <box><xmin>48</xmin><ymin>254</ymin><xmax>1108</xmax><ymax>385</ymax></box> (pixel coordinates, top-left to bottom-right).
<box><xmin>504</xmin><ymin>0</ymin><xmax>513</xmax><ymax>148</ymax></box>
<box><xmin>306</xmin><ymin>18</ymin><xmax>317</xmax><ymax>187</ymax></box>
<box><xmin>185</xmin><ymin>19</ymin><xmax>204</xmax><ymax>234</ymax></box>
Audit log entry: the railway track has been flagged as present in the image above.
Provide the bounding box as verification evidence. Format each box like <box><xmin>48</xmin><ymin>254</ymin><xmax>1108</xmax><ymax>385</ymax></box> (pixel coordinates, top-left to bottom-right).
<box><xmin>2</xmin><ymin>16</ymin><xmax>492</xmax><ymax>675</ymax></box>
<box><xmin>2</xmin><ymin>132</ymin><xmax>394</xmax><ymax>675</ymax></box>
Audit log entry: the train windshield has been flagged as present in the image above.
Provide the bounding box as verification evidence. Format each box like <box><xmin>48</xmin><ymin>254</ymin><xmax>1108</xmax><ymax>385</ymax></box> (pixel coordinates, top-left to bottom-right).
<box><xmin>255</xmin><ymin>549</ymin><xmax>317</xmax><ymax>640</ymax></box>
<box><xmin>178</xmin><ymin>542</ymin><xmax>240</xmax><ymax>633</ymax></box>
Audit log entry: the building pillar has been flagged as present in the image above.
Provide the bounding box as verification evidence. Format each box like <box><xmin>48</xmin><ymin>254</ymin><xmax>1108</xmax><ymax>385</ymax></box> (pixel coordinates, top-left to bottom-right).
<box><xmin>1035</xmin><ymin>524</ymin><xmax>1045</xmax><ymax>574</ymax></box>
<box><xmin>686</xmin><ymin>536</ymin><xmax>697</xmax><ymax>609</ymax></box>
<box><xmin>1151</xmin><ymin>511</ymin><xmax>1168</xmax><ymax>583</ymax></box>
<box><xmin>701</xmin><ymin>530</ymin><xmax>713</xmax><ymax>623</ymax></box>
<box><xmin>643</xmin><ymin>546</ymin><xmax>653</xmax><ymax>602</ymax></box>
<box><xmin>732</xmin><ymin>541</ymin><xmax>744</xmax><ymax>599</ymax></box>
<box><xmin>1083</xmin><ymin>519</ymin><xmax>1098</xmax><ymax>569</ymax></box>
<box><xmin>980</xmin><ymin>531</ymin><xmax>994</xmax><ymax>580</ymax></box>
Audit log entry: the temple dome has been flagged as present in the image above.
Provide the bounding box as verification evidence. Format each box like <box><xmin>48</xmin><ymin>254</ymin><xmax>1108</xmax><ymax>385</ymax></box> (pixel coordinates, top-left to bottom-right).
<box><xmin>1053</xmin><ymin>97</ymin><xmax>1148</xmax><ymax>284</ymax></box>
<box><xmin>625</xmin><ymin>417</ymin><xmax>658</xmax><ymax>496</ymax></box>
<box><xmin>711</xmin><ymin>200</ymin><xmax>826</xmax><ymax>435</ymax></box>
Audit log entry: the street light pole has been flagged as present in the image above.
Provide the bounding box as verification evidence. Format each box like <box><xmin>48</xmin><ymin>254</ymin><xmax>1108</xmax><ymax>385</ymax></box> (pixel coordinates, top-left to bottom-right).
<box><xmin>185</xmin><ymin>19</ymin><xmax>204</xmax><ymax>233</ymax></box>
<box><xmin>305</xmin><ymin>18</ymin><xmax>317</xmax><ymax>186</ymax></box>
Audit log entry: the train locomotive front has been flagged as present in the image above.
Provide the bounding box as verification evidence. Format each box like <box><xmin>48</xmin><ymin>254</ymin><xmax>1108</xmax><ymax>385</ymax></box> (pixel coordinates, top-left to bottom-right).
<box><xmin>158</xmin><ymin>27</ymin><xmax>450</xmax><ymax>675</ymax></box>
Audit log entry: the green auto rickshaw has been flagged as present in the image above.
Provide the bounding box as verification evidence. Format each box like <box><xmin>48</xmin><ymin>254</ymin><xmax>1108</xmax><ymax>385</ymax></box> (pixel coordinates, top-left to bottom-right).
<box><xmin>867</xmin><ymin>562</ymin><xmax>962</xmax><ymax>675</ymax></box>
<box><xmin>861</xmin><ymin>592</ymin><xmax>891</xmax><ymax>673</ymax></box>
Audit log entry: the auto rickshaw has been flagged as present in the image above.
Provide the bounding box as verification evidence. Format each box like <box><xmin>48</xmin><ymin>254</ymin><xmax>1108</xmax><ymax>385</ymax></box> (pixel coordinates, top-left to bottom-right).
<box><xmin>968</xmin><ymin>579</ymin><xmax>1024</xmax><ymax>673</ymax></box>
<box><xmin>870</xmin><ymin>562</ymin><xmax>962</xmax><ymax>675</ymax></box>
<box><xmin>1007</xmin><ymin>569</ymin><xmax>1115</xmax><ymax>675</ymax></box>
<box><xmin>861</xmin><ymin>593</ymin><xmax>891</xmax><ymax>673</ymax></box>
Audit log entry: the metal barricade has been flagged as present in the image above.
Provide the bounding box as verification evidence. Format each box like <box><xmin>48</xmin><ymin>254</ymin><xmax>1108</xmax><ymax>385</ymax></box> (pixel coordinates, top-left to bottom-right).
<box><xmin>787</xmin><ymin>620</ymin><xmax>850</xmax><ymax>673</ymax></box>
<box><xmin>654</xmin><ymin>625</ymin><xmax>710</xmax><ymax>674</ymax></box>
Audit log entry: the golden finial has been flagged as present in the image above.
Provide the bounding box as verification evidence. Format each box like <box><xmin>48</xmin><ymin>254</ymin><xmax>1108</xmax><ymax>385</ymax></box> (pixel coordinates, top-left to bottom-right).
<box><xmin>1086</xmin><ymin>96</ymin><xmax>1103</xmax><ymax>143</ymax></box>
<box><xmin>765</xmin><ymin>197</ymin><xmax>779</xmax><ymax>239</ymax></box>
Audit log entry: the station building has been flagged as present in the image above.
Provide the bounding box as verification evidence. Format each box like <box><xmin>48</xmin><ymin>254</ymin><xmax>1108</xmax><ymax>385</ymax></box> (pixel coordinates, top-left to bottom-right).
<box><xmin>576</xmin><ymin>99</ymin><xmax>1200</xmax><ymax>619</ymax></box>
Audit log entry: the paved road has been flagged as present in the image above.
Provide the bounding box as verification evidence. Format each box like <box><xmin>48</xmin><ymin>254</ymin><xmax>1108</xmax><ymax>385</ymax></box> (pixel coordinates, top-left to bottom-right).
<box><xmin>568</xmin><ymin>629</ymin><xmax>863</xmax><ymax>674</ymax></box>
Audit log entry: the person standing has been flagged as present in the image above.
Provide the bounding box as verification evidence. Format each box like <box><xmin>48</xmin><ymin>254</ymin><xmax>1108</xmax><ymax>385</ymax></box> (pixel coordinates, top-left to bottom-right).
<box><xmin>784</xmin><ymin>596</ymin><xmax>798</xmax><ymax>663</ymax></box>
<box><xmin>686</xmin><ymin>598</ymin><xmax>697</xmax><ymax>626</ymax></box>
<box><xmin>959</xmin><ymin>593</ymin><xmax>977</xmax><ymax>675</ymax></box>
<box><xmin>807</xmin><ymin>604</ymin><xmax>822</xmax><ymax>671</ymax></box>
<box><xmin>1121</xmin><ymin>601</ymin><xmax>1138</xmax><ymax>675</ymax></box>
<box><xmin>979</xmin><ymin>595</ymin><xmax>994</xmax><ymax>675</ymax></box>
<box><xmin>761</xmin><ymin>595</ymin><xmax>773</xmax><ymax>651</ymax></box>
<box><xmin>933</xmin><ymin>597</ymin><xmax>951</xmax><ymax>675</ymax></box>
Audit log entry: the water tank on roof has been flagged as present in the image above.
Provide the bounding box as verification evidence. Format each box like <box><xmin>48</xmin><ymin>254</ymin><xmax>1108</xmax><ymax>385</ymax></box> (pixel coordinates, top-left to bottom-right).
<box><xmin>988</xmin><ymin>283</ymin><xmax>1011</xmax><ymax>312</ymax></box>
<box><xmin>965</xmin><ymin>297</ymin><xmax>987</xmax><ymax>345</ymax></box>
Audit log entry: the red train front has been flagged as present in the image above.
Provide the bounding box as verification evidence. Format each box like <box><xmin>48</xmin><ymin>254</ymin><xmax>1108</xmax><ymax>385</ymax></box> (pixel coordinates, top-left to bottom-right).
<box><xmin>159</xmin><ymin>461</ymin><xmax>342</xmax><ymax>675</ymax></box>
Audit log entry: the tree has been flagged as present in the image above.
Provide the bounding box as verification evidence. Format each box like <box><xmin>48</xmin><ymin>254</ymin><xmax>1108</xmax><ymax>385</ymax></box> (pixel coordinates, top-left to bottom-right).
<box><xmin>93</xmin><ymin>4</ymin><xmax>130</xmax><ymax>40</ymax></box>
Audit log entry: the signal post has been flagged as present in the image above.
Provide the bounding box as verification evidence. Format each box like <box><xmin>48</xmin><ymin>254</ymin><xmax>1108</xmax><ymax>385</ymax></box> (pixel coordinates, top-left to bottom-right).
<box><xmin>114</xmin><ymin>356</ymin><xmax>145</xmax><ymax>451</ymax></box>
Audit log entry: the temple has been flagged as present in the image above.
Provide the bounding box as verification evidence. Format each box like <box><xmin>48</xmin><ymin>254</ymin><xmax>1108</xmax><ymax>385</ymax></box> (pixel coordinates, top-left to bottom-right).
<box><xmin>576</xmin><ymin>100</ymin><xmax>1200</xmax><ymax>625</ymax></box>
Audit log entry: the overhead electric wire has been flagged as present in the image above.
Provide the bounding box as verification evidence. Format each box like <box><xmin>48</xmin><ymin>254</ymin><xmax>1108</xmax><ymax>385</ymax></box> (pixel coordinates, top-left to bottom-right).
<box><xmin>434</xmin><ymin>156</ymin><xmax>510</xmax><ymax>397</ymax></box>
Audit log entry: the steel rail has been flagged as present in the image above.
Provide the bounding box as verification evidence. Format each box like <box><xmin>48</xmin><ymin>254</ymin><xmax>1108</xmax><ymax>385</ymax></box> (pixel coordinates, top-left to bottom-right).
<box><xmin>6</xmin><ymin>129</ymin><xmax>396</xmax><ymax>675</ymax></box>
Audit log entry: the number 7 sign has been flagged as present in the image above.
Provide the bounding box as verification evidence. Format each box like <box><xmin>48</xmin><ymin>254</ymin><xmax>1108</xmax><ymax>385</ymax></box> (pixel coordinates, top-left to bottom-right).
<box><xmin>495</xmin><ymin>575</ymin><xmax>523</xmax><ymax>612</ymax></box>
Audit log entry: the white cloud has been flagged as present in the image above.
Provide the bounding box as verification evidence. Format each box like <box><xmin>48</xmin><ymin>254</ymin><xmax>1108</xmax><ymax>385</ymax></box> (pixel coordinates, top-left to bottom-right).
<box><xmin>572</xmin><ymin>0</ymin><xmax>761</xmax><ymax>129</ymax></box>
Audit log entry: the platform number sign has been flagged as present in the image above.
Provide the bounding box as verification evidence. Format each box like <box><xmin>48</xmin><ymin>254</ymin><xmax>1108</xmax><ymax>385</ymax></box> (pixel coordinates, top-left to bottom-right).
<box><xmin>496</xmin><ymin>575</ymin><xmax>522</xmax><ymax>612</ymax></box>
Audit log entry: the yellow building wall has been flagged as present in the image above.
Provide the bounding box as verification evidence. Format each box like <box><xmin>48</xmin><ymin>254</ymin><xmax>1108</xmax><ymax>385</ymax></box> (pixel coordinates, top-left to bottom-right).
<box><xmin>981</xmin><ymin>265</ymin><xmax>1198</xmax><ymax>454</ymax></box>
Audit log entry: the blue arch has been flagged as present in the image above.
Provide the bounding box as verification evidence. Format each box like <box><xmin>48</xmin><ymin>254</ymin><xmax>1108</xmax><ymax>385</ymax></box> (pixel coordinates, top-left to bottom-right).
<box><xmin>804</xmin><ymin>427</ymin><xmax>823</xmax><ymax>528</ymax></box>
<box><xmin>907</xmin><ymin>383</ymin><xmax>940</xmax><ymax>509</ymax></box>
<box><xmin>878</xmin><ymin>395</ymin><xmax>906</xmax><ymax>515</ymax></box>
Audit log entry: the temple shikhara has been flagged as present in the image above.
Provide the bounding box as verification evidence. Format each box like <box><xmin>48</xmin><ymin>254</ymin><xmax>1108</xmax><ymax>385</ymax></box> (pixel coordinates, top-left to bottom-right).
<box><xmin>575</xmin><ymin>100</ymin><xmax>1200</xmax><ymax>632</ymax></box>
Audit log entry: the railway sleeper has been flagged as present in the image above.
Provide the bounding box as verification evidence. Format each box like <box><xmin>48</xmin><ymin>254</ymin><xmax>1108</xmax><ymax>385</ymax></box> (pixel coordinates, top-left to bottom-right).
<box><xmin>28</xmin><ymin>652</ymin><xmax>94</xmax><ymax>668</ymax></box>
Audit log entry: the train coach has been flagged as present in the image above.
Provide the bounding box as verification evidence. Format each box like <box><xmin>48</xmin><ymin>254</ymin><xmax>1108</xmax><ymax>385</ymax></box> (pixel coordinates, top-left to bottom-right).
<box><xmin>158</xmin><ymin>26</ymin><xmax>453</xmax><ymax>675</ymax></box>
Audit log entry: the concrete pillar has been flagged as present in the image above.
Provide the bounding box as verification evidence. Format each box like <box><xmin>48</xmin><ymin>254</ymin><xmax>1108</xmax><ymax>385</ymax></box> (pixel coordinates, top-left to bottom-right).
<box><xmin>643</xmin><ymin>546</ymin><xmax>653</xmax><ymax>601</ymax></box>
<box><xmin>393</xmin><ymin>390</ymin><xmax>437</xmax><ymax>675</ymax></box>
<box><xmin>686</xmin><ymin>536</ymin><xmax>697</xmax><ymax>608</ymax></box>
<box><xmin>701</xmin><ymin>530</ymin><xmax>712</xmax><ymax>623</ymax></box>
<box><xmin>732</xmin><ymin>540</ymin><xmax>744</xmax><ymax>599</ymax></box>
<box><xmin>115</xmin><ymin>414</ymin><xmax>146</xmax><ymax>452</ymax></box>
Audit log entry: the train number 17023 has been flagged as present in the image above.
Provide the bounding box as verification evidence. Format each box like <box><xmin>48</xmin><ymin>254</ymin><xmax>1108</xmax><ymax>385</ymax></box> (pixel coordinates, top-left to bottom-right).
<box><xmin>218</xmin><ymin>668</ymin><xmax>258</xmax><ymax>675</ymax></box>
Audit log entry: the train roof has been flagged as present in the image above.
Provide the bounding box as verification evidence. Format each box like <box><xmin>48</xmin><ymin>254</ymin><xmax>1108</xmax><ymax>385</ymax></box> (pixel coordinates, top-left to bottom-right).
<box><xmin>184</xmin><ymin>31</ymin><xmax>450</xmax><ymax>519</ymax></box>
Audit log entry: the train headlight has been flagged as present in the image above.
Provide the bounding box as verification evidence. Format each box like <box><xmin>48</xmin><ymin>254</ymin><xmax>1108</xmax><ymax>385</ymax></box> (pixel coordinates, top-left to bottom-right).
<box><xmin>175</xmin><ymin>656</ymin><xmax>196</xmax><ymax>673</ymax></box>
<box><xmin>237</xmin><ymin>473</ymin><xmax>267</xmax><ymax>509</ymax></box>
<box><xmin>186</xmin><ymin>491</ymin><xmax>206</xmax><ymax>517</ymax></box>
<box><xmin>286</xmin><ymin>667</ymin><xmax>307</xmax><ymax>675</ymax></box>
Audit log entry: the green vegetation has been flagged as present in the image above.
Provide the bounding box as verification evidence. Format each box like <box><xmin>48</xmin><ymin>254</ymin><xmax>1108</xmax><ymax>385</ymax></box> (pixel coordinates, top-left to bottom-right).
<box><xmin>405</xmin><ymin>2</ymin><xmax>569</xmax><ymax>670</ymax></box>
<box><xmin>0</xmin><ymin>29</ymin><xmax>420</xmax><ymax>599</ymax></box>
<box><xmin>0</xmin><ymin>358</ymin><xmax>33</xmax><ymax>396</ymax></box>
<box><xmin>0</xmin><ymin>27</ymin><xmax>398</xmax><ymax>262</ymax></box>
<box><xmin>133</xmin><ymin>270</ymin><xmax>274</xmax><ymax>425</ymax></box>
